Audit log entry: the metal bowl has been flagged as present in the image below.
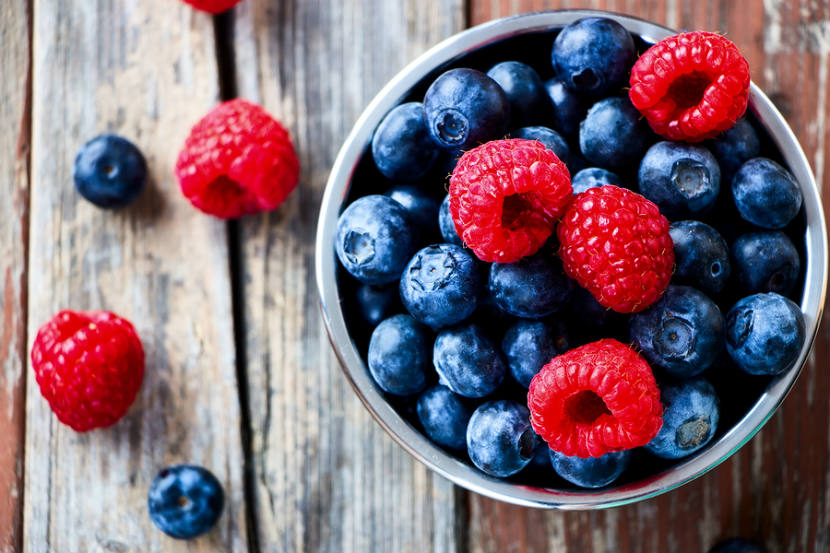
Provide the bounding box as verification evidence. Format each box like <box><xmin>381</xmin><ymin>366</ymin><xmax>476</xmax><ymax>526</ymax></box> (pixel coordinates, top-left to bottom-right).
<box><xmin>315</xmin><ymin>10</ymin><xmax>828</xmax><ymax>509</ymax></box>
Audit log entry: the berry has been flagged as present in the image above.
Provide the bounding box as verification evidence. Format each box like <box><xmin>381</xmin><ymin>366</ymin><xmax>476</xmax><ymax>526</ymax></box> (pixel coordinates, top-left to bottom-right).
<box><xmin>433</xmin><ymin>323</ymin><xmax>506</xmax><ymax>398</ymax></box>
<box><xmin>354</xmin><ymin>283</ymin><xmax>401</xmax><ymax>328</ymax></box>
<box><xmin>449</xmin><ymin>139</ymin><xmax>572</xmax><ymax>263</ymax></box>
<box><xmin>551</xmin><ymin>17</ymin><xmax>636</xmax><ymax>97</ymax></box>
<box><xmin>466</xmin><ymin>400</ymin><xmax>537</xmax><ymax>477</ymax></box>
<box><xmin>550</xmin><ymin>449</ymin><xmax>631</xmax><ymax>488</ymax></box>
<box><xmin>725</xmin><ymin>293</ymin><xmax>805</xmax><ymax>375</ymax></box>
<box><xmin>372</xmin><ymin>103</ymin><xmax>440</xmax><ymax>181</ymax></box>
<box><xmin>571</xmin><ymin>167</ymin><xmax>622</xmax><ymax>195</ymax></box>
<box><xmin>579</xmin><ymin>97</ymin><xmax>651</xmax><ymax>171</ymax></box>
<box><xmin>148</xmin><ymin>465</ymin><xmax>224</xmax><ymax>539</ymax></box>
<box><xmin>335</xmin><ymin>195</ymin><xmax>418</xmax><ymax>285</ymax></box>
<box><xmin>175</xmin><ymin>99</ymin><xmax>299</xmax><ymax>218</ymax></box>
<box><xmin>731</xmin><ymin>231</ymin><xmax>800</xmax><ymax>296</ymax></box>
<box><xmin>645</xmin><ymin>377</ymin><xmax>719</xmax><ymax>459</ymax></box>
<box><xmin>557</xmin><ymin>185</ymin><xmax>674</xmax><ymax>314</ymax></box>
<box><xmin>367</xmin><ymin>315</ymin><xmax>430</xmax><ymax>396</ymax></box>
<box><xmin>181</xmin><ymin>0</ymin><xmax>241</xmax><ymax>13</ymax></box>
<box><xmin>399</xmin><ymin>244</ymin><xmax>482</xmax><ymax>329</ymax></box>
<box><xmin>670</xmin><ymin>220</ymin><xmax>731</xmax><ymax>295</ymax></box>
<box><xmin>423</xmin><ymin>68</ymin><xmax>510</xmax><ymax>150</ymax></box>
<box><xmin>438</xmin><ymin>194</ymin><xmax>464</xmax><ymax>246</ymax></box>
<box><xmin>488</xmin><ymin>249</ymin><xmax>573</xmax><ymax>319</ymax></box>
<box><xmin>512</xmin><ymin>126</ymin><xmax>570</xmax><ymax>165</ymax></box>
<box><xmin>708</xmin><ymin>537</ymin><xmax>770</xmax><ymax>553</ymax></box>
<box><xmin>527</xmin><ymin>338</ymin><xmax>662</xmax><ymax>458</ymax></box>
<box><xmin>629</xmin><ymin>31</ymin><xmax>750</xmax><ymax>142</ymax></box>
<box><xmin>30</xmin><ymin>310</ymin><xmax>144</xmax><ymax>432</ymax></box>
<box><xmin>630</xmin><ymin>285</ymin><xmax>725</xmax><ymax>379</ymax></box>
<box><xmin>487</xmin><ymin>61</ymin><xmax>550</xmax><ymax>127</ymax></box>
<box><xmin>544</xmin><ymin>78</ymin><xmax>589</xmax><ymax>138</ymax></box>
<box><xmin>385</xmin><ymin>184</ymin><xmax>440</xmax><ymax>237</ymax></box>
<box><xmin>638</xmin><ymin>141</ymin><xmax>721</xmax><ymax>219</ymax></box>
<box><xmin>73</xmin><ymin>134</ymin><xmax>147</xmax><ymax>208</ymax></box>
<box><xmin>502</xmin><ymin>320</ymin><xmax>570</xmax><ymax>388</ymax></box>
<box><xmin>707</xmin><ymin>118</ymin><xmax>761</xmax><ymax>181</ymax></box>
<box><xmin>565</xmin><ymin>286</ymin><xmax>624</xmax><ymax>332</ymax></box>
<box><xmin>416</xmin><ymin>385</ymin><xmax>473</xmax><ymax>451</ymax></box>
<box><xmin>732</xmin><ymin>157</ymin><xmax>802</xmax><ymax>229</ymax></box>
<box><xmin>523</xmin><ymin>438</ymin><xmax>553</xmax><ymax>473</ymax></box>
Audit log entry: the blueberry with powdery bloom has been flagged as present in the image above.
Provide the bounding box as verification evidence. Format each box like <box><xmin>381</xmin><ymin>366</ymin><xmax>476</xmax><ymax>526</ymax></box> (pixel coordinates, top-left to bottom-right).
<box><xmin>487</xmin><ymin>61</ymin><xmax>550</xmax><ymax>127</ymax></box>
<box><xmin>438</xmin><ymin>194</ymin><xmax>464</xmax><ymax>246</ymax></box>
<box><xmin>433</xmin><ymin>323</ymin><xmax>506</xmax><ymax>398</ymax></box>
<box><xmin>544</xmin><ymin>78</ymin><xmax>589</xmax><ymax>138</ymax></box>
<box><xmin>571</xmin><ymin>167</ymin><xmax>622</xmax><ymax>194</ymax></box>
<box><xmin>372</xmin><ymin>102</ymin><xmax>440</xmax><ymax>181</ymax></box>
<box><xmin>670</xmin><ymin>220</ymin><xmax>731</xmax><ymax>295</ymax></box>
<box><xmin>580</xmin><ymin>97</ymin><xmax>650</xmax><ymax>171</ymax></box>
<box><xmin>645</xmin><ymin>377</ymin><xmax>720</xmax><ymax>459</ymax></box>
<box><xmin>731</xmin><ymin>231</ymin><xmax>801</xmax><ymax>296</ymax></box>
<box><xmin>488</xmin><ymin>249</ymin><xmax>573</xmax><ymax>319</ymax></box>
<box><xmin>707</xmin><ymin>118</ymin><xmax>761</xmax><ymax>182</ymax></box>
<box><xmin>512</xmin><ymin>126</ymin><xmax>571</xmax><ymax>165</ymax></box>
<box><xmin>732</xmin><ymin>157</ymin><xmax>802</xmax><ymax>229</ymax></box>
<box><xmin>502</xmin><ymin>320</ymin><xmax>569</xmax><ymax>388</ymax></box>
<box><xmin>550</xmin><ymin>450</ymin><xmax>631</xmax><ymax>488</ymax></box>
<box><xmin>466</xmin><ymin>400</ymin><xmax>537</xmax><ymax>477</ymax></box>
<box><xmin>367</xmin><ymin>314</ymin><xmax>430</xmax><ymax>396</ymax></box>
<box><xmin>385</xmin><ymin>184</ymin><xmax>440</xmax><ymax>238</ymax></box>
<box><xmin>416</xmin><ymin>385</ymin><xmax>472</xmax><ymax>451</ymax></box>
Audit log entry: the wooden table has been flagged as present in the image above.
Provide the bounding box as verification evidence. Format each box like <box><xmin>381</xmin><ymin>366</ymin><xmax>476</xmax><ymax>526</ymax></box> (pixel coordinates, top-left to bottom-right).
<box><xmin>0</xmin><ymin>0</ymin><xmax>827</xmax><ymax>551</ymax></box>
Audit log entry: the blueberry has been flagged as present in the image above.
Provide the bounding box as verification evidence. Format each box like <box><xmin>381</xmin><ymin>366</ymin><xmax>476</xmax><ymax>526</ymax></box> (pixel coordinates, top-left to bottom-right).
<box><xmin>580</xmin><ymin>97</ymin><xmax>650</xmax><ymax>171</ymax></box>
<box><xmin>354</xmin><ymin>282</ymin><xmax>401</xmax><ymax>327</ymax></box>
<box><xmin>670</xmin><ymin>221</ymin><xmax>731</xmax><ymax>295</ymax></box>
<box><xmin>566</xmin><ymin>286</ymin><xmax>623</xmax><ymax>331</ymax></box>
<box><xmin>335</xmin><ymin>195</ymin><xmax>418</xmax><ymax>284</ymax></box>
<box><xmin>732</xmin><ymin>157</ymin><xmax>802</xmax><ymax>229</ymax></box>
<box><xmin>550</xmin><ymin>450</ymin><xmax>631</xmax><ymax>488</ymax></box>
<box><xmin>645</xmin><ymin>377</ymin><xmax>719</xmax><ymax>459</ymax></box>
<box><xmin>367</xmin><ymin>314</ymin><xmax>430</xmax><ymax>395</ymax></box>
<box><xmin>423</xmin><ymin>68</ymin><xmax>510</xmax><ymax>150</ymax></box>
<box><xmin>438</xmin><ymin>194</ymin><xmax>464</xmax><ymax>246</ymax></box>
<box><xmin>571</xmin><ymin>167</ymin><xmax>622</xmax><ymax>194</ymax></box>
<box><xmin>433</xmin><ymin>323</ymin><xmax>506</xmax><ymax>398</ymax></box>
<box><xmin>732</xmin><ymin>231</ymin><xmax>801</xmax><ymax>296</ymax></box>
<box><xmin>400</xmin><ymin>244</ymin><xmax>482</xmax><ymax>328</ymax></box>
<box><xmin>630</xmin><ymin>285</ymin><xmax>724</xmax><ymax>379</ymax></box>
<box><xmin>488</xmin><ymin>249</ymin><xmax>573</xmax><ymax>319</ymax></box>
<box><xmin>708</xmin><ymin>537</ymin><xmax>770</xmax><ymax>553</ymax></box>
<box><xmin>502</xmin><ymin>320</ymin><xmax>569</xmax><ymax>388</ymax></box>
<box><xmin>486</xmin><ymin>61</ymin><xmax>550</xmax><ymax>127</ymax></box>
<box><xmin>416</xmin><ymin>385</ymin><xmax>472</xmax><ymax>450</ymax></box>
<box><xmin>385</xmin><ymin>184</ymin><xmax>440</xmax><ymax>235</ymax></box>
<box><xmin>544</xmin><ymin>78</ymin><xmax>589</xmax><ymax>138</ymax></box>
<box><xmin>639</xmin><ymin>141</ymin><xmax>721</xmax><ymax>219</ymax></box>
<box><xmin>73</xmin><ymin>134</ymin><xmax>147</xmax><ymax>208</ymax></box>
<box><xmin>147</xmin><ymin>465</ymin><xmax>224</xmax><ymax>539</ymax></box>
<box><xmin>524</xmin><ymin>438</ymin><xmax>553</xmax><ymax>473</ymax></box>
<box><xmin>725</xmin><ymin>293</ymin><xmax>805</xmax><ymax>375</ymax></box>
<box><xmin>512</xmin><ymin>126</ymin><xmax>570</xmax><ymax>165</ymax></box>
<box><xmin>372</xmin><ymin>102</ymin><xmax>440</xmax><ymax>181</ymax></box>
<box><xmin>466</xmin><ymin>400</ymin><xmax>536</xmax><ymax>477</ymax></box>
<box><xmin>551</xmin><ymin>17</ymin><xmax>636</xmax><ymax>97</ymax></box>
<box><xmin>707</xmin><ymin>118</ymin><xmax>761</xmax><ymax>181</ymax></box>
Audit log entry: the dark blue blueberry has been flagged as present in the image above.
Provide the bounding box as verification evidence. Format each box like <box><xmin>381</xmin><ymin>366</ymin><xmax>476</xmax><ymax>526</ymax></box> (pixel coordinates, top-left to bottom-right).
<box><xmin>512</xmin><ymin>126</ymin><xmax>570</xmax><ymax>165</ymax></box>
<box><xmin>579</xmin><ymin>97</ymin><xmax>650</xmax><ymax>171</ymax></box>
<box><xmin>372</xmin><ymin>102</ymin><xmax>440</xmax><ymax>181</ymax></box>
<box><xmin>466</xmin><ymin>400</ymin><xmax>536</xmax><ymax>477</ymax></box>
<box><xmin>354</xmin><ymin>282</ymin><xmax>401</xmax><ymax>327</ymax></box>
<box><xmin>73</xmin><ymin>134</ymin><xmax>147</xmax><ymax>208</ymax></box>
<box><xmin>433</xmin><ymin>323</ymin><xmax>506</xmax><ymax>398</ymax></box>
<box><xmin>486</xmin><ymin>61</ymin><xmax>550</xmax><ymax>127</ymax></box>
<box><xmin>630</xmin><ymin>285</ymin><xmax>724</xmax><ymax>379</ymax></box>
<box><xmin>148</xmin><ymin>465</ymin><xmax>224</xmax><ymax>540</ymax></box>
<box><xmin>385</xmin><ymin>184</ymin><xmax>440</xmax><ymax>235</ymax></box>
<box><xmin>707</xmin><ymin>537</ymin><xmax>770</xmax><ymax>553</ymax></box>
<box><xmin>416</xmin><ymin>385</ymin><xmax>473</xmax><ymax>450</ymax></box>
<box><xmin>524</xmin><ymin>438</ymin><xmax>552</xmax><ymax>473</ymax></box>
<box><xmin>571</xmin><ymin>167</ymin><xmax>622</xmax><ymax>194</ymax></box>
<box><xmin>544</xmin><ymin>78</ymin><xmax>589</xmax><ymax>138</ymax></box>
<box><xmin>645</xmin><ymin>377</ymin><xmax>719</xmax><ymax>459</ymax></box>
<box><xmin>335</xmin><ymin>195</ymin><xmax>418</xmax><ymax>284</ymax></box>
<box><xmin>550</xmin><ymin>449</ymin><xmax>631</xmax><ymax>488</ymax></box>
<box><xmin>707</xmin><ymin>118</ymin><xmax>761</xmax><ymax>181</ymax></box>
<box><xmin>488</xmin><ymin>249</ymin><xmax>573</xmax><ymax>319</ymax></box>
<box><xmin>423</xmin><ymin>68</ymin><xmax>510</xmax><ymax>150</ymax></box>
<box><xmin>502</xmin><ymin>320</ymin><xmax>569</xmax><ymax>388</ymax></box>
<box><xmin>400</xmin><ymin>244</ymin><xmax>482</xmax><ymax>328</ymax></box>
<box><xmin>725</xmin><ymin>293</ymin><xmax>805</xmax><ymax>376</ymax></box>
<box><xmin>732</xmin><ymin>157</ymin><xmax>803</xmax><ymax>229</ymax></box>
<box><xmin>638</xmin><ymin>141</ymin><xmax>721</xmax><ymax>219</ymax></box>
<box><xmin>670</xmin><ymin>220</ymin><xmax>731</xmax><ymax>295</ymax></box>
<box><xmin>551</xmin><ymin>17</ymin><xmax>636</xmax><ymax>97</ymax></box>
<box><xmin>732</xmin><ymin>231</ymin><xmax>801</xmax><ymax>296</ymax></box>
<box><xmin>438</xmin><ymin>194</ymin><xmax>464</xmax><ymax>246</ymax></box>
<box><xmin>367</xmin><ymin>314</ymin><xmax>430</xmax><ymax>396</ymax></box>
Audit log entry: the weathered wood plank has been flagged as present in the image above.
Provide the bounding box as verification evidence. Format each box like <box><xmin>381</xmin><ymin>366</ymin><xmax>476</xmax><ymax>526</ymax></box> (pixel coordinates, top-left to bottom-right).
<box><xmin>0</xmin><ymin>1</ymin><xmax>31</xmax><ymax>552</ymax></box>
<box><xmin>230</xmin><ymin>1</ymin><xmax>465</xmax><ymax>551</ymax></box>
<box><xmin>24</xmin><ymin>2</ymin><xmax>247</xmax><ymax>551</ymax></box>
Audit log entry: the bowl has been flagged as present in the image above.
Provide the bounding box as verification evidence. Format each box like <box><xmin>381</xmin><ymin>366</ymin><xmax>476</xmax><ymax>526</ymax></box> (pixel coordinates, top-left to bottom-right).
<box><xmin>315</xmin><ymin>10</ymin><xmax>828</xmax><ymax>509</ymax></box>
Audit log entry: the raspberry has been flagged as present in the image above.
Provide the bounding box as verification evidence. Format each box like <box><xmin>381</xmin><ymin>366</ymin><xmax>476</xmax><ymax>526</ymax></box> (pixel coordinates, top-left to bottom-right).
<box><xmin>629</xmin><ymin>31</ymin><xmax>750</xmax><ymax>142</ymax></box>
<box><xmin>176</xmin><ymin>99</ymin><xmax>299</xmax><ymax>218</ymax></box>
<box><xmin>449</xmin><ymin>139</ymin><xmax>572</xmax><ymax>263</ymax></box>
<box><xmin>558</xmin><ymin>185</ymin><xmax>674</xmax><ymax>314</ymax></box>
<box><xmin>181</xmin><ymin>0</ymin><xmax>242</xmax><ymax>13</ymax></box>
<box><xmin>30</xmin><ymin>310</ymin><xmax>145</xmax><ymax>432</ymax></box>
<box><xmin>527</xmin><ymin>339</ymin><xmax>662</xmax><ymax>458</ymax></box>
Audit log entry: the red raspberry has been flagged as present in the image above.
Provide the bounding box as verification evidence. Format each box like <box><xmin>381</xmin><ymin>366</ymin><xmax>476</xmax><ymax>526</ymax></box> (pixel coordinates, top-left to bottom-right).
<box><xmin>527</xmin><ymin>339</ymin><xmax>662</xmax><ymax>458</ymax></box>
<box><xmin>558</xmin><ymin>185</ymin><xmax>674</xmax><ymax>314</ymax></box>
<box><xmin>181</xmin><ymin>0</ymin><xmax>242</xmax><ymax>13</ymax></box>
<box><xmin>30</xmin><ymin>310</ymin><xmax>145</xmax><ymax>432</ymax></box>
<box><xmin>449</xmin><ymin>139</ymin><xmax>572</xmax><ymax>263</ymax></box>
<box><xmin>629</xmin><ymin>31</ymin><xmax>750</xmax><ymax>142</ymax></box>
<box><xmin>176</xmin><ymin>99</ymin><xmax>300</xmax><ymax>219</ymax></box>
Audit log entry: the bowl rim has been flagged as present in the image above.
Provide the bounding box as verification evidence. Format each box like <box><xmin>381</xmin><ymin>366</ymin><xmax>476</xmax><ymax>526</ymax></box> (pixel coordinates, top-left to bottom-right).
<box><xmin>314</xmin><ymin>9</ymin><xmax>829</xmax><ymax>509</ymax></box>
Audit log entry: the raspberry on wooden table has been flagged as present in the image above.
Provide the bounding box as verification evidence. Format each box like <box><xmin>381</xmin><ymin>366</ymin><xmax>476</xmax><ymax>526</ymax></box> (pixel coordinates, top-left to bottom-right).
<box><xmin>181</xmin><ymin>0</ymin><xmax>242</xmax><ymax>13</ymax></box>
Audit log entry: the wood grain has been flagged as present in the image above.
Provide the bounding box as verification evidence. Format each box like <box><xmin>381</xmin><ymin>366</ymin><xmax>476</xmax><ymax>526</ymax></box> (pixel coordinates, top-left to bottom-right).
<box><xmin>24</xmin><ymin>1</ymin><xmax>247</xmax><ymax>551</ymax></box>
<box><xmin>230</xmin><ymin>1</ymin><xmax>465</xmax><ymax>551</ymax></box>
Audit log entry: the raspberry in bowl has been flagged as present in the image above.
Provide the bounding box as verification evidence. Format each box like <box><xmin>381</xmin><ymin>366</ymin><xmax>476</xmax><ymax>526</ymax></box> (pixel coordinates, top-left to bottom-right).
<box><xmin>315</xmin><ymin>11</ymin><xmax>827</xmax><ymax>508</ymax></box>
